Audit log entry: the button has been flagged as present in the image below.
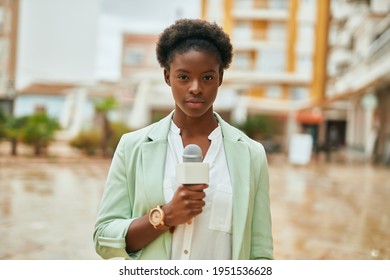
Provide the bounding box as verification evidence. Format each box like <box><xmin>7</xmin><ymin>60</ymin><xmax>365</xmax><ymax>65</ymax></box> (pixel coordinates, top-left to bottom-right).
<box><xmin>184</xmin><ymin>250</ymin><xmax>189</xmax><ymax>255</ymax></box>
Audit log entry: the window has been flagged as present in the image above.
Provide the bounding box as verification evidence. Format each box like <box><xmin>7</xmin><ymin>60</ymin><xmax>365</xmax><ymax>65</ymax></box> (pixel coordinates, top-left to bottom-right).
<box><xmin>233</xmin><ymin>22</ymin><xmax>252</xmax><ymax>41</ymax></box>
<box><xmin>0</xmin><ymin>7</ymin><xmax>4</xmax><ymax>32</ymax></box>
<box><xmin>233</xmin><ymin>52</ymin><xmax>251</xmax><ymax>70</ymax></box>
<box><xmin>268</xmin><ymin>22</ymin><xmax>287</xmax><ymax>42</ymax></box>
<box><xmin>0</xmin><ymin>39</ymin><xmax>9</xmax><ymax>66</ymax></box>
<box><xmin>289</xmin><ymin>87</ymin><xmax>309</xmax><ymax>101</ymax></box>
<box><xmin>206</xmin><ymin>0</ymin><xmax>223</xmax><ymax>24</ymax></box>
<box><xmin>234</xmin><ymin>0</ymin><xmax>253</xmax><ymax>9</ymax></box>
<box><xmin>298</xmin><ymin>0</ymin><xmax>317</xmax><ymax>21</ymax></box>
<box><xmin>266</xmin><ymin>86</ymin><xmax>282</xmax><ymax>98</ymax></box>
<box><xmin>257</xmin><ymin>50</ymin><xmax>285</xmax><ymax>72</ymax></box>
<box><xmin>124</xmin><ymin>47</ymin><xmax>144</xmax><ymax>67</ymax></box>
<box><xmin>269</xmin><ymin>0</ymin><xmax>288</xmax><ymax>10</ymax></box>
<box><xmin>296</xmin><ymin>53</ymin><xmax>313</xmax><ymax>75</ymax></box>
<box><xmin>296</xmin><ymin>23</ymin><xmax>314</xmax><ymax>53</ymax></box>
<box><xmin>0</xmin><ymin>39</ymin><xmax>4</xmax><ymax>62</ymax></box>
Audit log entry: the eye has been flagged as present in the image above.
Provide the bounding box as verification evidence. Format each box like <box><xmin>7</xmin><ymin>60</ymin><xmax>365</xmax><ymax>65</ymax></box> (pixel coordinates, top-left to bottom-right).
<box><xmin>203</xmin><ymin>75</ymin><xmax>214</xmax><ymax>81</ymax></box>
<box><xmin>177</xmin><ymin>75</ymin><xmax>189</xmax><ymax>81</ymax></box>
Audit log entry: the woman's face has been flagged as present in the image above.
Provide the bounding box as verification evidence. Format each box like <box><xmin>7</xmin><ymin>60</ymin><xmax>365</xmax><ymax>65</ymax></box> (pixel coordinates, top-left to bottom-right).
<box><xmin>164</xmin><ymin>50</ymin><xmax>223</xmax><ymax>119</ymax></box>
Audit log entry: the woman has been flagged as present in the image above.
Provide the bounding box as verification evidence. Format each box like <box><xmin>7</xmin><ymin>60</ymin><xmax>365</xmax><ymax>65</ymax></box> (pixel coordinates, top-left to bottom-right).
<box><xmin>94</xmin><ymin>18</ymin><xmax>273</xmax><ymax>260</ymax></box>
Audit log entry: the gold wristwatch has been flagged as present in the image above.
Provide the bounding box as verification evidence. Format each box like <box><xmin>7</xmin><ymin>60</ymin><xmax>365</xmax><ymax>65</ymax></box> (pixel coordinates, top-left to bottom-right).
<box><xmin>149</xmin><ymin>205</ymin><xmax>166</xmax><ymax>229</ymax></box>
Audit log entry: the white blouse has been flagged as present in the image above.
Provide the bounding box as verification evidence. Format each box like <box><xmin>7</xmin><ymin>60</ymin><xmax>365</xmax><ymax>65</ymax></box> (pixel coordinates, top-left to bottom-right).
<box><xmin>163</xmin><ymin>121</ymin><xmax>233</xmax><ymax>260</ymax></box>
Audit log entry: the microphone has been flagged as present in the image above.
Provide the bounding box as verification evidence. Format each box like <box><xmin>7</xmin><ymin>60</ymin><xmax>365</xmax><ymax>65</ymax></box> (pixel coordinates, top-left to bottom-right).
<box><xmin>176</xmin><ymin>144</ymin><xmax>209</xmax><ymax>185</ymax></box>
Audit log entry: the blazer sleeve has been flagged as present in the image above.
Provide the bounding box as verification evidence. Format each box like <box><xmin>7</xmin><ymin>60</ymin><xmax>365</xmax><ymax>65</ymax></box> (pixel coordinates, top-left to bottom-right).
<box><xmin>93</xmin><ymin>135</ymin><xmax>139</xmax><ymax>260</ymax></box>
<box><xmin>250</xmin><ymin>143</ymin><xmax>274</xmax><ymax>260</ymax></box>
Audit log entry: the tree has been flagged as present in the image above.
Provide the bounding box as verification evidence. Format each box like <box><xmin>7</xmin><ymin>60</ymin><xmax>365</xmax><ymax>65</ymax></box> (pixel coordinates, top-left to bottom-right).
<box><xmin>235</xmin><ymin>115</ymin><xmax>280</xmax><ymax>140</ymax></box>
<box><xmin>234</xmin><ymin>115</ymin><xmax>283</xmax><ymax>153</ymax></box>
<box><xmin>93</xmin><ymin>96</ymin><xmax>117</xmax><ymax>157</ymax></box>
<box><xmin>23</xmin><ymin>112</ymin><xmax>59</xmax><ymax>156</ymax></box>
<box><xmin>0</xmin><ymin>109</ymin><xmax>5</xmax><ymax>139</ymax></box>
<box><xmin>2</xmin><ymin>114</ymin><xmax>28</xmax><ymax>156</ymax></box>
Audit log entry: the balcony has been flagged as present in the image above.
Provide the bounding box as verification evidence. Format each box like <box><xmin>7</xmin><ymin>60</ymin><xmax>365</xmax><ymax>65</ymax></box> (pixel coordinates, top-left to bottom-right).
<box><xmin>369</xmin><ymin>14</ymin><xmax>390</xmax><ymax>62</ymax></box>
<box><xmin>232</xmin><ymin>9</ymin><xmax>288</xmax><ymax>21</ymax></box>
<box><xmin>223</xmin><ymin>70</ymin><xmax>311</xmax><ymax>88</ymax></box>
<box><xmin>233</xmin><ymin>40</ymin><xmax>285</xmax><ymax>51</ymax></box>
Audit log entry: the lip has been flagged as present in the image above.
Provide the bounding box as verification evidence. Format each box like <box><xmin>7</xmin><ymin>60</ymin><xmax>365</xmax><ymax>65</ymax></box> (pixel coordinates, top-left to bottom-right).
<box><xmin>185</xmin><ymin>98</ymin><xmax>205</xmax><ymax>108</ymax></box>
<box><xmin>185</xmin><ymin>98</ymin><xmax>205</xmax><ymax>104</ymax></box>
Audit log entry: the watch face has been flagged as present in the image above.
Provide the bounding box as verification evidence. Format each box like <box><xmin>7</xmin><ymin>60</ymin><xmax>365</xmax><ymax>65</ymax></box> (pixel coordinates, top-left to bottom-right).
<box><xmin>150</xmin><ymin>209</ymin><xmax>162</xmax><ymax>225</ymax></box>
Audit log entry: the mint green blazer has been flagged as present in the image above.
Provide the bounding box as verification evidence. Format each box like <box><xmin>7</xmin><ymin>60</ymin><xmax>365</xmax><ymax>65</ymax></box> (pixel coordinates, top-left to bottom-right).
<box><xmin>94</xmin><ymin>112</ymin><xmax>273</xmax><ymax>260</ymax></box>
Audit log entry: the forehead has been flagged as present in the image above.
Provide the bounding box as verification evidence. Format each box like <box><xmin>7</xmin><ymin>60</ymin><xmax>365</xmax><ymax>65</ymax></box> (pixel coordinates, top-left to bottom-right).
<box><xmin>170</xmin><ymin>50</ymin><xmax>220</xmax><ymax>71</ymax></box>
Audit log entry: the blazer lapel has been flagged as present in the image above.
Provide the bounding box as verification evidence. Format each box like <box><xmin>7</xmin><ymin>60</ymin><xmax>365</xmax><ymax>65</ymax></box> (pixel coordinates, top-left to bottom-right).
<box><xmin>141</xmin><ymin>111</ymin><xmax>174</xmax><ymax>207</ymax></box>
<box><xmin>141</xmin><ymin>140</ymin><xmax>167</xmax><ymax>206</ymax></box>
<box><xmin>141</xmin><ymin>112</ymin><xmax>174</xmax><ymax>258</ymax></box>
<box><xmin>217</xmin><ymin>114</ymin><xmax>250</xmax><ymax>260</ymax></box>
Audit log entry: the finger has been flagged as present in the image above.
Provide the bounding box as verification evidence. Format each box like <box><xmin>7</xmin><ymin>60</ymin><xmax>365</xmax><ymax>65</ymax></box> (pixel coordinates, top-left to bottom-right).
<box><xmin>189</xmin><ymin>191</ymin><xmax>206</xmax><ymax>200</ymax></box>
<box><xmin>184</xmin><ymin>199</ymin><xmax>206</xmax><ymax>210</ymax></box>
<box><xmin>178</xmin><ymin>189</ymin><xmax>206</xmax><ymax>201</ymax></box>
<box><xmin>184</xmin><ymin>184</ymin><xmax>208</xmax><ymax>191</ymax></box>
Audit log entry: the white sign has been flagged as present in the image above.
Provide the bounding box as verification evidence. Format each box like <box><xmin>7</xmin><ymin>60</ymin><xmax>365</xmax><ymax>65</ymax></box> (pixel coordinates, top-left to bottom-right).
<box><xmin>288</xmin><ymin>133</ymin><xmax>313</xmax><ymax>165</ymax></box>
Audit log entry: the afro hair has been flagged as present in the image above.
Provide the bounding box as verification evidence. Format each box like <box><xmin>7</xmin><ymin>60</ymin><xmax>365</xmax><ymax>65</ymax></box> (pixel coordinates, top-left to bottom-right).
<box><xmin>156</xmin><ymin>18</ymin><xmax>233</xmax><ymax>70</ymax></box>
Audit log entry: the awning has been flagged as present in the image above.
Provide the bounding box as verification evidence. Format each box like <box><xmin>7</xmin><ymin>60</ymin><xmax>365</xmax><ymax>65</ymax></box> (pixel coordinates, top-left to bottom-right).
<box><xmin>296</xmin><ymin>111</ymin><xmax>323</xmax><ymax>124</ymax></box>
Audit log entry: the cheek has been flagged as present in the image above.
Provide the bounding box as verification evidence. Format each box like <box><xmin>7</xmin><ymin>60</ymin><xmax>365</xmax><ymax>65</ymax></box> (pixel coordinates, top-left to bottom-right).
<box><xmin>171</xmin><ymin>86</ymin><xmax>183</xmax><ymax>101</ymax></box>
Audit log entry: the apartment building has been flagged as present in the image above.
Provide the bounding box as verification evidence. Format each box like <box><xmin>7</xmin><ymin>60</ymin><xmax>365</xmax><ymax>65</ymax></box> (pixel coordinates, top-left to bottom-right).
<box><xmin>326</xmin><ymin>0</ymin><xmax>390</xmax><ymax>164</ymax></box>
<box><xmin>120</xmin><ymin>32</ymin><xmax>174</xmax><ymax>128</ymax></box>
<box><xmin>122</xmin><ymin>33</ymin><xmax>160</xmax><ymax>77</ymax></box>
<box><xmin>0</xmin><ymin>0</ymin><xmax>18</xmax><ymax>114</ymax></box>
<box><xmin>201</xmin><ymin>0</ymin><xmax>330</xmax><ymax>149</ymax></box>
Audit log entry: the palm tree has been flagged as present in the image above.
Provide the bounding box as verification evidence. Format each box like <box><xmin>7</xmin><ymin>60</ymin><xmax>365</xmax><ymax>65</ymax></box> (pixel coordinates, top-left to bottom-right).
<box><xmin>2</xmin><ymin>115</ymin><xmax>28</xmax><ymax>156</ymax></box>
<box><xmin>0</xmin><ymin>109</ymin><xmax>5</xmax><ymax>139</ymax></box>
<box><xmin>93</xmin><ymin>96</ymin><xmax>117</xmax><ymax>157</ymax></box>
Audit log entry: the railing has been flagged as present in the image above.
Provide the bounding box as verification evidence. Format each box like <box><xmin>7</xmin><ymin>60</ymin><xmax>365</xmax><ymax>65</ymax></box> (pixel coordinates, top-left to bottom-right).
<box><xmin>369</xmin><ymin>19</ymin><xmax>390</xmax><ymax>62</ymax></box>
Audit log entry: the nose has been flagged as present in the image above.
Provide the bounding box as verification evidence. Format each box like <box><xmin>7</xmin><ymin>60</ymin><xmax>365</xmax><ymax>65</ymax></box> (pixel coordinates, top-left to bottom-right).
<box><xmin>189</xmin><ymin>79</ymin><xmax>201</xmax><ymax>95</ymax></box>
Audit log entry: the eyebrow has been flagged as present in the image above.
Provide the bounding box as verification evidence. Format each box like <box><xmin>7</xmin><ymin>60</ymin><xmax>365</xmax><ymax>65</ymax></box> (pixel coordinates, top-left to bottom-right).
<box><xmin>174</xmin><ymin>68</ymin><xmax>217</xmax><ymax>74</ymax></box>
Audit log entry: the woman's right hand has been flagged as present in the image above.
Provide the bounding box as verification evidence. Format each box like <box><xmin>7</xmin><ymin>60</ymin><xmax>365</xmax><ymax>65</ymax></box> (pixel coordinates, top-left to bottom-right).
<box><xmin>163</xmin><ymin>184</ymin><xmax>208</xmax><ymax>226</ymax></box>
<box><xmin>125</xmin><ymin>184</ymin><xmax>208</xmax><ymax>253</ymax></box>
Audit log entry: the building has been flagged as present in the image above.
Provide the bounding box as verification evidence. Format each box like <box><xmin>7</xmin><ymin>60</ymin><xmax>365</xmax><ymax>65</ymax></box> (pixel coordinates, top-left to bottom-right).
<box><xmin>200</xmin><ymin>0</ymin><xmax>390</xmax><ymax>164</ymax></box>
<box><xmin>0</xmin><ymin>0</ymin><xmax>19</xmax><ymax>114</ymax></box>
<box><xmin>1</xmin><ymin>1</ymin><xmax>201</xmax><ymax>140</ymax></box>
<box><xmin>120</xmin><ymin>32</ymin><xmax>168</xmax><ymax>128</ymax></box>
<box><xmin>201</xmin><ymin>0</ymin><xmax>331</xmax><ymax>150</ymax></box>
<box><xmin>122</xmin><ymin>33</ymin><xmax>160</xmax><ymax>77</ymax></box>
<box><xmin>325</xmin><ymin>0</ymin><xmax>390</xmax><ymax>164</ymax></box>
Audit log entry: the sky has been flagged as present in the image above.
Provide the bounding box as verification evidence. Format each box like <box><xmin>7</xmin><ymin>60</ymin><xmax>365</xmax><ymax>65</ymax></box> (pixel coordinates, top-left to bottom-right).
<box><xmin>16</xmin><ymin>0</ymin><xmax>200</xmax><ymax>89</ymax></box>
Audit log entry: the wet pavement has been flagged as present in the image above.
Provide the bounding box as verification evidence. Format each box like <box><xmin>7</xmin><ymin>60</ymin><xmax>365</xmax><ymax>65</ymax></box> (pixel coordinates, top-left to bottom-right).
<box><xmin>0</xmin><ymin>144</ymin><xmax>389</xmax><ymax>260</ymax></box>
<box><xmin>269</xmin><ymin>154</ymin><xmax>390</xmax><ymax>260</ymax></box>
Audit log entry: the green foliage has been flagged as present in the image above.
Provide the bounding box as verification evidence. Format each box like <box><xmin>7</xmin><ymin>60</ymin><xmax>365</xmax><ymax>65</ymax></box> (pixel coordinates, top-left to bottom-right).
<box><xmin>1</xmin><ymin>114</ymin><xmax>29</xmax><ymax>155</ymax></box>
<box><xmin>23</xmin><ymin>112</ymin><xmax>60</xmax><ymax>156</ymax></box>
<box><xmin>70</xmin><ymin>121</ymin><xmax>131</xmax><ymax>156</ymax></box>
<box><xmin>0</xmin><ymin>109</ymin><xmax>5</xmax><ymax>139</ymax></box>
<box><xmin>4</xmin><ymin>115</ymin><xmax>29</xmax><ymax>140</ymax></box>
<box><xmin>0</xmin><ymin>111</ymin><xmax>59</xmax><ymax>156</ymax></box>
<box><xmin>92</xmin><ymin>96</ymin><xmax>118</xmax><ymax>156</ymax></box>
<box><xmin>235</xmin><ymin>115</ymin><xmax>281</xmax><ymax>140</ymax></box>
<box><xmin>107</xmin><ymin>121</ymin><xmax>131</xmax><ymax>154</ymax></box>
<box><xmin>93</xmin><ymin>96</ymin><xmax>117</xmax><ymax>113</ymax></box>
<box><xmin>69</xmin><ymin>129</ymin><xmax>102</xmax><ymax>155</ymax></box>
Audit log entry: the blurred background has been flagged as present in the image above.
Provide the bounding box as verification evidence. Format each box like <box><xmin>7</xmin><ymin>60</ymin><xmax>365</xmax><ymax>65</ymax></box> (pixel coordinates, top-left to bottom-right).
<box><xmin>0</xmin><ymin>0</ymin><xmax>389</xmax><ymax>260</ymax></box>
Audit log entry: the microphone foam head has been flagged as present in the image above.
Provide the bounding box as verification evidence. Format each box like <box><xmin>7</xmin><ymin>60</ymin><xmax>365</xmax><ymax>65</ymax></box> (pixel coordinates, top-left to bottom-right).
<box><xmin>183</xmin><ymin>144</ymin><xmax>202</xmax><ymax>162</ymax></box>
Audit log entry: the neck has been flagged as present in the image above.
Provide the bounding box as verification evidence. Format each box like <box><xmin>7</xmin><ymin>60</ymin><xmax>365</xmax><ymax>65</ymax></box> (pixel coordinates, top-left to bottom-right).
<box><xmin>172</xmin><ymin>109</ymin><xmax>218</xmax><ymax>138</ymax></box>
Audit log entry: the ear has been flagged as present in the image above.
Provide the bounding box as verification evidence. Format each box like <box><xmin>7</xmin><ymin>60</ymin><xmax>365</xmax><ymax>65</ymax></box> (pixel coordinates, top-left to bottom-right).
<box><xmin>219</xmin><ymin>70</ymin><xmax>224</xmax><ymax>86</ymax></box>
<box><xmin>164</xmin><ymin>68</ymin><xmax>171</xmax><ymax>86</ymax></box>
